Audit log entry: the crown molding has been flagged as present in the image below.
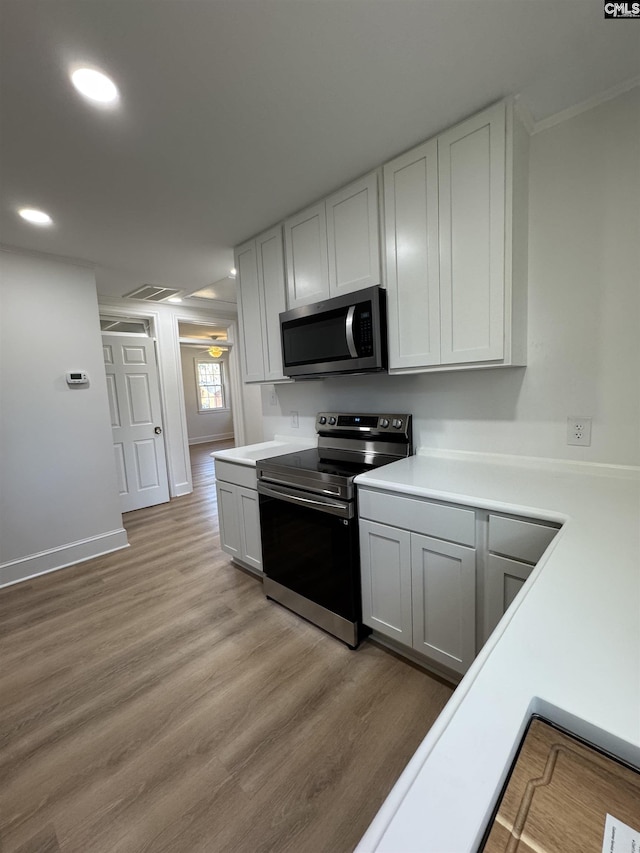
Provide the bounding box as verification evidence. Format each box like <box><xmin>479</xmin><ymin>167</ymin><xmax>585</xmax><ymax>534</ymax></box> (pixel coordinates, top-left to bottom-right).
<box><xmin>531</xmin><ymin>76</ymin><xmax>640</xmax><ymax>135</ymax></box>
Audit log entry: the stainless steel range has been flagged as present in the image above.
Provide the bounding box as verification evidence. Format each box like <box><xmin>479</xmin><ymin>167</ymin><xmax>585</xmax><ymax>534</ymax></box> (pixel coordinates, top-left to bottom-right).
<box><xmin>256</xmin><ymin>413</ymin><xmax>413</xmax><ymax>648</ymax></box>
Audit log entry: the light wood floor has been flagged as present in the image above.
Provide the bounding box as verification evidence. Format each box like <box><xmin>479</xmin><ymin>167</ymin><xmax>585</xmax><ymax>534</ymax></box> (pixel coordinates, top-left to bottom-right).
<box><xmin>189</xmin><ymin>440</ymin><xmax>234</xmax><ymax>488</ymax></box>
<box><xmin>0</xmin><ymin>446</ymin><xmax>453</xmax><ymax>853</ymax></box>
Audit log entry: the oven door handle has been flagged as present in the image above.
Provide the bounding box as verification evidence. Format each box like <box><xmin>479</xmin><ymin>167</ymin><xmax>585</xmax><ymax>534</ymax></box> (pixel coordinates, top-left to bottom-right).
<box><xmin>345</xmin><ymin>305</ymin><xmax>358</xmax><ymax>358</ymax></box>
<box><xmin>258</xmin><ymin>482</ymin><xmax>354</xmax><ymax>519</ymax></box>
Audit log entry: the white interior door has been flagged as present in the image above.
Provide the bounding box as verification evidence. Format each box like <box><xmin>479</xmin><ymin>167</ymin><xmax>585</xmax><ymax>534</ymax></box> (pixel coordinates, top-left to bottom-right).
<box><xmin>103</xmin><ymin>334</ymin><xmax>170</xmax><ymax>512</ymax></box>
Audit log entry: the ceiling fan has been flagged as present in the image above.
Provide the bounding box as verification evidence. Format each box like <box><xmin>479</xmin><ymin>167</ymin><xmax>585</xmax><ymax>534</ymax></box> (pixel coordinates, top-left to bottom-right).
<box><xmin>194</xmin><ymin>334</ymin><xmax>229</xmax><ymax>359</ymax></box>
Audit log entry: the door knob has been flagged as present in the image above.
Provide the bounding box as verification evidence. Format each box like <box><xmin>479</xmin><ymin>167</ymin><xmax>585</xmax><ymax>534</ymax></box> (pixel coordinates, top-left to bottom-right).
<box><xmin>154</xmin><ymin>426</ymin><xmax>162</xmax><ymax>435</ymax></box>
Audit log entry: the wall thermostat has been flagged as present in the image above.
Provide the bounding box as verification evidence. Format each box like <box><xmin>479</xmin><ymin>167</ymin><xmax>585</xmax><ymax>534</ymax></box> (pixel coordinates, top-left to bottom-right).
<box><xmin>66</xmin><ymin>371</ymin><xmax>89</xmax><ymax>385</ymax></box>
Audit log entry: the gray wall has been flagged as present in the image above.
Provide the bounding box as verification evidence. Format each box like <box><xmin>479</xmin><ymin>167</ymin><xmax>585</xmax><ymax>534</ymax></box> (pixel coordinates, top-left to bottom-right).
<box><xmin>0</xmin><ymin>250</ymin><xmax>126</xmax><ymax>586</ymax></box>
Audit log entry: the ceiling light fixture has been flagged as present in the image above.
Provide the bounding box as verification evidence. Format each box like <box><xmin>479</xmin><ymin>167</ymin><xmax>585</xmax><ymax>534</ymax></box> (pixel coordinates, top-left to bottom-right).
<box><xmin>70</xmin><ymin>67</ymin><xmax>119</xmax><ymax>104</ymax></box>
<box><xmin>18</xmin><ymin>207</ymin><xmax>53</xmax><ymax>226</ymax></box>
<box><xmin>229</xmin><ymin>268</ymin><xmax>237</xmax><ymax>277</ymax></box>
<box><xmin>167</xmin><ymin>297</ymin><xmax>182</xmax><ymax>303</ymax></box>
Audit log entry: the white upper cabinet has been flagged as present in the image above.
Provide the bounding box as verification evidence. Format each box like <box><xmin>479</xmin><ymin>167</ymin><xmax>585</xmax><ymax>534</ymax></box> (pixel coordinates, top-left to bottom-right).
<box><xmin>326</xmin><ymin>171</ymin><xmax>381</xmax><ymax>297</ymax></box>
<box><xmin>284</xmin><ymin>202</ymin><xmax>330</xmax><ymax>308</ymax></box>
<box><xmin>384</xmin><ymin>140</ymin><xmax>440</xmax><ymax>369</ymax></box>
<box><xmin>235</xmin><ymin>226</ymin><xmax>288</xmax><ymax>384</ymax></box>
<box><xmin>256</xmin><ymin>226</ymin><xmax>287</xmax><ymax>382</ymax></box>
<box><xmin>284</xmin><ymin>171</ymin><xmax>382</xmax><ymax>309</ymax></box>
<box><xmin>438</xmin><ymin>102</ymin><xmax>505</xmax><ymax>364</ymax></box>
<box><xmin>384</xmin><ymin>100</ymin><xmax>528</xmax><ymax>373</ymax></box>
<box><xmin>235</xmin><ymin>240</ymin><xmax>264</xmax><ymax>383</ymax></box>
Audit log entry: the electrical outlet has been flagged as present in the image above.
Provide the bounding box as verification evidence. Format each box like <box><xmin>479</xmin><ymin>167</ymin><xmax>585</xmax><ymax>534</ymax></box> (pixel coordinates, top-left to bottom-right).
<box><xmin>567</xmin><ymin>417</ymin><xmax>592</xmax><ymax>446</ymax></box>
<box><xmin>290</xmin><ymin>410</ymin><xmax>299</xmax><ymax>428</ymax></box>
<box><xmin>269</xmin><ymin>390</ymin><xmax>278</xmax><ymax>407</ymax></box>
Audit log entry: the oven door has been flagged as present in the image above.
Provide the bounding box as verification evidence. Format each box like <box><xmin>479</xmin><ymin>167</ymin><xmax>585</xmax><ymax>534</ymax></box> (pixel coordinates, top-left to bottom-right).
<box><xmin>257</xmin><ymin>481</ymin><xmax>363</xmax><ymax>644</ymax></box>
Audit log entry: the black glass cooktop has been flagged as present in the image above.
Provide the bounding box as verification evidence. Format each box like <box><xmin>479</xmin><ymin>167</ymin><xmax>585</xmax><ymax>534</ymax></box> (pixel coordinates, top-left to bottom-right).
<box><xmin>257</xmin><ymin>447</ymin><xmax>397</xmax><ymax>481</ymax></box>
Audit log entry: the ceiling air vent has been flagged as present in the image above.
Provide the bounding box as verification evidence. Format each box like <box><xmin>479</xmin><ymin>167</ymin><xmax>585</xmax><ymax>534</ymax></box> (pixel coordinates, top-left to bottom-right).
<box><xmin>125</xmin><ymin>285</ymin><xmax>182</xmax><ymax>302</ymax></box>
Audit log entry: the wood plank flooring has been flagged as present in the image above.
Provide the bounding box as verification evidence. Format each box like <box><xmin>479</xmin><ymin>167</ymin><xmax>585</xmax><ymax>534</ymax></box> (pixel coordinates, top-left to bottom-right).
<box><xmin>0</xmin><ymin>449</ymin><xmax>453</xmax><ymax>853</ymax></box>
<box><xmin>189</xmin><ymin>440</ymin><xmax>234</xmax><ymax>488</ymax></box>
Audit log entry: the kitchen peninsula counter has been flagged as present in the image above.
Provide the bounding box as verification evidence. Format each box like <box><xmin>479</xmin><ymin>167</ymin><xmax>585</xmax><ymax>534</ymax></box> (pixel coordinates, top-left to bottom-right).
<box><xmin>210</xmin><ymin>434</ymin><xmax>316</xmax><ymax>467</ymax></box>
<box><xmin>354</xmin><ymin>449</ymin><xmax>640</xmax><ymax>852</ymax></box>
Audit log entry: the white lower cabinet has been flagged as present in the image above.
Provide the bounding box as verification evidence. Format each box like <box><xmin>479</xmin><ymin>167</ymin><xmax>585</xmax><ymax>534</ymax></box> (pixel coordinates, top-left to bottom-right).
<box><xmin>482</xmin><ymin>513</ymin><xmax>560</xmax><ymax>643</ymax></box>
<box><xmin>359</xmin><ymin>510</ymin><xmax>476</xmax><ymax>676</ymax></box>
<box><xmin>217</xmin><ymin>481</ymin><xmax>243</xmax><ymax>560</ymax></box>
<box><xmin>217</xmin><ymin>482</ymin><xmax>262</xmax><ymax>572</ymax></box>
<box><xmin>359</xmin><ymin>488</ymin><xmax>561</xmax><ymax>676</ymax></box>
<box><xmin>360</xmin><ymin>521</ymin><xmax>412</xmax><ymax>644</ymax></box>
<box><xmin>411</xmin><ymin>533</ymin><xmax>476</xmax><ymax>673</ymax></box>
<box><xmin>484</xmin><ymin>554</ymin><xmax>533</xmax><ymax>643</ymax></box>
<box><xmin>215</xmin><ymin>460</ymin><xmax>263</xmax><ymax>573</ymax></box>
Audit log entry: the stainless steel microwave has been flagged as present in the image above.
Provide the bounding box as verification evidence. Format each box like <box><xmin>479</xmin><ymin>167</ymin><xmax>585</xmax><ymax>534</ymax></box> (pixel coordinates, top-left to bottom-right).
<box><xmin>280</xmin><ymin>285</ymin><xmax>387</xmax><ymax>379</ymax></box>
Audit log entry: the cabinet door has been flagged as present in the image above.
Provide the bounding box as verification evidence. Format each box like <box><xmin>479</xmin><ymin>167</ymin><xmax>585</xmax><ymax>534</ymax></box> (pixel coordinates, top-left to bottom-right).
<box><xmin>284</xmin><ymin>202</ymin><xmax>329</xmax><ymax>308</ymax></box>
<box><xmin>360</xmin><ymin>520</ymin><xmax>412</xmax><ymax>644</ymax></box>
<box><xmin>438</xmin><ymin>101</ymin><xmax>506</xmax><ymax>364</ymax></box>
<box><xmin>235</xmin><ymin>240</ymin><xmax>266</xmax><ymax>382</ymax></box>
<box><xmin>384</xmin><ymin>139</ymin><xmax>440</xmax><ymax>370</ymax></box>
<box><xmin>411</xmin><ymin>534</ymin><xmax>476</xmax><ymax>674</ymax></box>
<box><xmin>326</xmin><ymin>172</ymin><xmax>381</xmax><ymax>297</ymax></box>
<box><xmin>237</xmin><ymin>487</ymin><xmax>262</xmax><ymax>571</ymax></box>
<box><xmin>216</xmin><ymin>482</ymin><xmax>242</xmax><ymax>559</ymax></box>
<box><xmin>483</xmin><ymin>554</ymin><xmax>533</xmax><ymax>643</ymax></box>
<box><xmin>256</xmin><ymin>226</ymin><xmax>287</xmax><ymax>382</ymax></box>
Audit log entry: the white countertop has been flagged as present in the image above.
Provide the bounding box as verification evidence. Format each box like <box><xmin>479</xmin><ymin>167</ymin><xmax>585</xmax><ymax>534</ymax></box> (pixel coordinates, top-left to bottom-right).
<box><xmin>209</xmin><ymin>434</ymin><xmax>316</xmax><ymax>466</ymax></box>
<box><xmin>354</xmin><ymin>449</ymin><xmax>640</xmax><ymax>852</ymax></box>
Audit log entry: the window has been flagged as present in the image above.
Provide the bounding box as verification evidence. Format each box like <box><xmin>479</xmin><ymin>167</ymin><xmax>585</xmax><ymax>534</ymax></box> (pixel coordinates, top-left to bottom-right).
<box><xmin>195</xmin><ymin>359</ymin><xmax>226</xmax><ymax>411</ymax></box>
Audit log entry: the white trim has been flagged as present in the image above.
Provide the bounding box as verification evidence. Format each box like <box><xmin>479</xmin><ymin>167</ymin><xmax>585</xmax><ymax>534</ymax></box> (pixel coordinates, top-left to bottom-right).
<box><xmin>180</xmin><ymin>296</ymin><xmax>238</xmax><ymax>316</ymax></box>
<box><xmin>226</xmin><ymin>319</ymin><xmax>246</xmax><ymax>446</ymax></box>
<box><xmin>531</xmin><ymin>76</ymin><xmax>640</xmax><ymax>134</ymax></box>
<box><xmin>0</xmin><ymin>528</ymin><xmax>129</xmax><ymax>588</ymax></box>
<box><xmin>178</xmin><ymin>338</ymin><xmax>233</xmax><ymax>348</ymax></box>
<box><xmin>188</xmin><ymin>432</ymin><xmax>235</xmax><ymax>445</ymax></box>
<box><xmin>513</xmin><ymin>95</ymin><xmax>535</xmax><ymax>136</ymax></box>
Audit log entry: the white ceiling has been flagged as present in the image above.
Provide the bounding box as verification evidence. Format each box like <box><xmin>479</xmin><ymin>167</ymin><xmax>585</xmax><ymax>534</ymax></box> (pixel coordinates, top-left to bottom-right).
<box><xmin>1</xmin><ymin>0</ymin><xmax>638</xmax><ymax>304</ymax></box>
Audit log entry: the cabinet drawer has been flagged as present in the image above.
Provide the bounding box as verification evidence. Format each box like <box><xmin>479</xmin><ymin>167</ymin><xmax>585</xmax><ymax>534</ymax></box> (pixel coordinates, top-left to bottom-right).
<box><xmin>214</xmin><ymin>460</ymin><xmax>257</xmax><ymax>490</ymax></box>
<box><xmin>488</xmin><ymin>515</ymin><xmax>559</xmax><ymax>564</ymax></box>
<box><xmin>358</xmin><ymin>489</ymin><xmax>475</xmax><ymax>546</ymax></box>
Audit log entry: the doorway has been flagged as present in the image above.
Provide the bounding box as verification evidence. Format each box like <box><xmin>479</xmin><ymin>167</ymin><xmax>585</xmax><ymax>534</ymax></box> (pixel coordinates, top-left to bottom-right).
<box><xmin>178</xmin><ymin>321</ymin><xmax>237</xmax><ymax>484</ymax></box>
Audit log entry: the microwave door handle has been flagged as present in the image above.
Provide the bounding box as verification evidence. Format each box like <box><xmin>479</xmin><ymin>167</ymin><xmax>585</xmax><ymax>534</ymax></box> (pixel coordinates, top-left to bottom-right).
<box><xmin>345</xmin><ymin>305</ymin><xmax>358</xmax><ymax>358</ymax></box>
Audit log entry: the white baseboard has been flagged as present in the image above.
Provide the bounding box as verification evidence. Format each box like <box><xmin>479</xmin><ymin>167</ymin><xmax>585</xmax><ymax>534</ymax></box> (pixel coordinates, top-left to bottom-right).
<box><xmin>188</xmin><ymin>433</ymin><xmax>234</xmax><ymax>445</ymax></box>
<box><xmin>0</xmin><ymin>528</ymin><xmax>129</xmax><ymax>588</ymax></box>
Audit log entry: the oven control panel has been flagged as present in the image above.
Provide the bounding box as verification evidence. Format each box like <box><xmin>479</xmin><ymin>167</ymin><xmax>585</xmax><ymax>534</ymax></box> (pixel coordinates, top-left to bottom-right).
<box><xmin>316</xmin><ymin>412</ymin><xmax>411</xmax><ymax>437</ymax></box>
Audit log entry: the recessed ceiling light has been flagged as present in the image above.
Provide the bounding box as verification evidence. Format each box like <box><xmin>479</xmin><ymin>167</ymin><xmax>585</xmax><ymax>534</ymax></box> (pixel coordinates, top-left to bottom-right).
<box><xmin>18</xmin><ymin>207</ymin><xmax>53</xmax><ymax>226</ymax></box>
<box><xmin>70</xmin><ymin>67</ymin><xmax>119</xmax><ymax>104</ymax></box>
<box><xmin>230</xmin><ymin>268</ymin><xmax>237</xmax><ymax>277</ymax></box>
<box><xmin>167</xmin><ymin>297</ymin><xmax>182</xmax><ymax>304</ymax></box>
